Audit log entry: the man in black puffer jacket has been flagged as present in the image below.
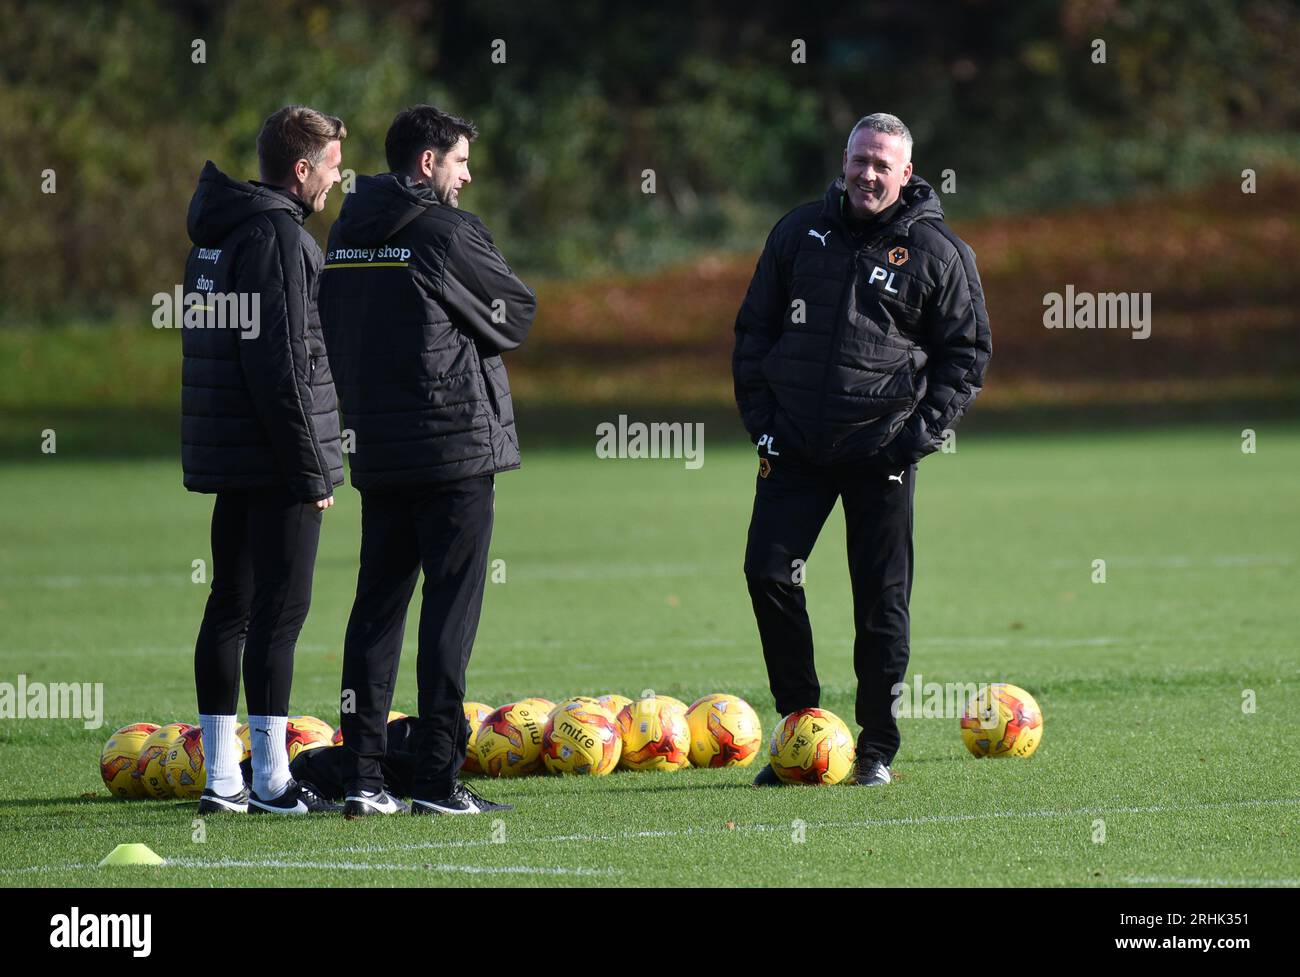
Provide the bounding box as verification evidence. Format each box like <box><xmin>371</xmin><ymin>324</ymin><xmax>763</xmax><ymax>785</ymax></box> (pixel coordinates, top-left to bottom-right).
<box><xmin>181</xmin><ymin>105</ymin><xmax>347</xmax><ymax>816</ymax></box>
<box><xmin>318</xmin><ymin>105</ymin><xmax>535</xmax><ymax>818</ymax></box>
<box><xmin>735</xmin><ymin>113</ymin><xmax>991</xmax><ymax>788</ymax></box>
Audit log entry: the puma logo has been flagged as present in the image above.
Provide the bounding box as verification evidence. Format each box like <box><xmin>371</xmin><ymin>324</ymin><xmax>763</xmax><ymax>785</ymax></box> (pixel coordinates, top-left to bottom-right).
<box><xmin>808</xmin><ymin>228</ymin><xmax>830</xmax><ymax>247</ymax></box>
<box><xmin>888</xmin><ymin>470</ymin><xmax>904</xmax><ymax>484</ymax></box>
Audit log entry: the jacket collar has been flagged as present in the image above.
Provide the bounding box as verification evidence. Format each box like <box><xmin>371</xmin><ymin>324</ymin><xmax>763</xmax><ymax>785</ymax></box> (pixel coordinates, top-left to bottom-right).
<box><xmin>820</xmin><ymin>174</ymin><xmax>943</xmax><ymax>237</ymax></box>
<box><xmin>249</xmin><ymin>181</ymin><xmax>312</xmax><ymax>223</ymax></box>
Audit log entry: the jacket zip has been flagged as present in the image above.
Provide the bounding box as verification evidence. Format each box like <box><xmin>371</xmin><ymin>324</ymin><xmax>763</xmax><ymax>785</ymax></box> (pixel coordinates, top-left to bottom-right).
<box><xmin>813</xmin><ymin>243</ymin><xmax>863</xmax><ymax>458</ymax></box>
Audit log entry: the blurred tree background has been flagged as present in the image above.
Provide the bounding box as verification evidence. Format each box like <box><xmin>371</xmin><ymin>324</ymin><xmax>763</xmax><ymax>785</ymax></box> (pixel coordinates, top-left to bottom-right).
<box><xmin>0</xmin><ymin>0</ymin><xmax>1296</xmax><ymax>452</ymax></box>
<box><xmin>3</xmin><ymin>0</ymin><xmax>1297</xmax><ymax>316</ymax></box>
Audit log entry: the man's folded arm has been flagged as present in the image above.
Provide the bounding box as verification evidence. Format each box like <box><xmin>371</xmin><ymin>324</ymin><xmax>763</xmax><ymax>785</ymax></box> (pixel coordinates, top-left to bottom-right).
<box><xmin>884</xmin><ymin>238</ymin><xmax>991</xmax><ymax>466</ymax></box>
<box><xmin>436</xmin><ymin>219</ymin><xmax>536</xmax><ymax>352</ymax></box>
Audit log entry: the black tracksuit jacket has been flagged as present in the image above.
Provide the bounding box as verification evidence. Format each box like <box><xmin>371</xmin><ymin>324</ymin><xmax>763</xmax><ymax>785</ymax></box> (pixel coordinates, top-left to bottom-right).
<box><xmin>181</xmin><ymin>162</ymin><xmax>344</xmax><ymax>502</ymax></box>
<box><xmin>733</xmin><ymin>175</ymin><xmax>991</xmax><ymax>468</ymax></box>
<box><xmin>318</xmin><ymin>174</ymin><xmax>536</xmax><ymax>488</ymax></box>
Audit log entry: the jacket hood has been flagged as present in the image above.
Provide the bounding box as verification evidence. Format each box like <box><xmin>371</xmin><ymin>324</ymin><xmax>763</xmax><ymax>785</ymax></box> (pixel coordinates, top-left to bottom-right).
<box><xmin>823</xmin><ymin>174</ymin><xmax>944</xmax><ymax>233</ymax></box>
<box><xmin>332</xmin><ymin>173</ymin><xmax>439</xmax><ymax>247</ymax></box>
<box><xmin>187</xmin><ymin>161</ymin><xmax>309</xmax><ymax>246</ymax></box>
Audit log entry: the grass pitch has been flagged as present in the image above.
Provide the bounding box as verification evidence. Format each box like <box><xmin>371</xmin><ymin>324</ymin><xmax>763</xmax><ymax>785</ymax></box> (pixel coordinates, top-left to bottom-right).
<box><xmin>1</xmin><ymin>424</ymin><xmax>1297</xmax><ymax>887</ymax></box>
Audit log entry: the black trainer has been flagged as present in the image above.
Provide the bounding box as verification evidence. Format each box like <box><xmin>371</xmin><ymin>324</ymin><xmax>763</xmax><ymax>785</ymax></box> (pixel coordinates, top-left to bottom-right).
<box><xmin>751</xmin><ymin>764</ymin><xmax>783</xmax><ymax>787</ymax></box>
<box><xmin>197</xmin><ymin>784</ymin><xmax>250</xmax><ymax>814</ymax></box>
<box><xmin>854</xmin><ymin>757</ymin><xmax>892</xmax><ymax>787</ymax></box>
<box><xmin>248</xmin><ymin>779</ymin><xmax>342</xmax><ymax>814</ymax></box>
<box><xmin>343</xmin><ymin>790</ymin><xmax>410</xmax><ymax>819</ymax></box>
<box><xmin>411</xmin><ymin>782</ymin><xmax>513</xmax><ymax>815</ymax></box>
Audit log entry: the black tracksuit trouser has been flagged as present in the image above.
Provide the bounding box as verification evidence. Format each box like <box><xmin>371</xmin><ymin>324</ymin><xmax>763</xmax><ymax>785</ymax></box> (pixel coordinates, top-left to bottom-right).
<box><xmin>194</xmin><ymin>488</ymin><xmax>323</xmax><ymax>717</ymax></box>
<box><xmin>743</xmin><ymin>449</ymin><xmax>916</xmax><ymax>765</ymax></box>
<box><xmin>339</xmin><ymin>476</ymin><xmax>494</xmax><ymax>799</ymax></box>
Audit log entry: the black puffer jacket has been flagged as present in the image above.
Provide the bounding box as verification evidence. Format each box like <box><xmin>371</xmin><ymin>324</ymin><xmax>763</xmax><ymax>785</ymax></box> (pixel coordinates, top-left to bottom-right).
<box><xmin>318</xmin><ymin>174</ymin><xmax>535</xmax><ymax>488</ymax></box>
<box><xmin>181</xmin><ymin>161</ymin><xmax>343</xmax><ymax>501</ymax></box>
<box><xmin>733</xmin><ymin>175</ymin><xmax>991</xmax><ymax>467</ymax></box>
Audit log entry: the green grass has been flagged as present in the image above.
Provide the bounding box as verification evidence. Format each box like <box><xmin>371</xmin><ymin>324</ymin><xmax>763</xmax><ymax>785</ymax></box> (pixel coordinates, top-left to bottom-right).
<box><xmin>1</xmin><ymin>425</ymin><xmax>1297</xmax><ymax>887</ymax></box>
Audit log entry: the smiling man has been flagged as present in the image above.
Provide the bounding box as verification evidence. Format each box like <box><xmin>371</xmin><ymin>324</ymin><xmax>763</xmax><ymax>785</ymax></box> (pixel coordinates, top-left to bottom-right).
<box><xmin>733</xmin><ymin>112</ymin><xmax>992</xmax><ymax>787</ymax></box>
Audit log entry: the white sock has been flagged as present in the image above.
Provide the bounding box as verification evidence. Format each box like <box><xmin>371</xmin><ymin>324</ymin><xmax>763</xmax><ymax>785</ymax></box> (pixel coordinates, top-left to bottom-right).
<box><xmin>248</xmin><ymin>715</ymin><xmax>291</xmax><ymax>799</ymax></box>
<box><xmin>199</xmin><ymin>713</ymin><xmax>243</xmax><ymax>796</ymax></box>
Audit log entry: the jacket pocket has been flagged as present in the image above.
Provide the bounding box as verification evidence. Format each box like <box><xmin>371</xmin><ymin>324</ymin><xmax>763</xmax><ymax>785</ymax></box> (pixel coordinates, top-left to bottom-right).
<box><xmin>472</xmin><ymin>351</ymin><xmax>501</xmax><ymax>419</ymax></box>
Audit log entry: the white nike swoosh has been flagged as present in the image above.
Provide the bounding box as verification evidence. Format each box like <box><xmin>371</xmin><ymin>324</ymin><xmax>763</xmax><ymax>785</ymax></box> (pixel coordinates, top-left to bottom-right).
<box><xmin>346</xmin><ymin>794</ymin><xmax>401</xmax><ymax>813</ymax></box>
<box><xmin>250</xmin><ymin>796</ymin><xmax>309</xmax><ymax>814</ymax></box>
<box><xmin>412</xmin><ymin>798</ymin><xmax>479</xmax><ymax>815</ymax></box>
<box><xmin>201</xmin><ymin>794</ymin><xmax>249</xmax><ymax>812</ymax></box>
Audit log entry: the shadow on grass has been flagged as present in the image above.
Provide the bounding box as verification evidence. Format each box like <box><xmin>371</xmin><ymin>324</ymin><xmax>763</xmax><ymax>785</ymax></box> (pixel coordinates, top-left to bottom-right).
<box><xmin>0</xmin><ymin>795</ymin><xmax>123</xmax><ymax>810</ymax></box>
<box><xmin>0</xmin><ymin>796</ymin><xmax>194</xmax><ymax>811</ymax></box>
<box><xmin>3</xmin><ymin>397</ymin><xmax>1298</xmax><ymax>464</ymax></box>
<box><xmin>468</xmin><ymin>774</ymin><xmax>783</xmax><ymax>799</ymax></box>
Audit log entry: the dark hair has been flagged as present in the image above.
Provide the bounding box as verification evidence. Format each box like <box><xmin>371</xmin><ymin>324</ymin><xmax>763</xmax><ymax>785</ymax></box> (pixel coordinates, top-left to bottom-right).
<box><xmin>385</xmin><ymin>105</ymin><xmax>478</xmax><ymax>173</ymax></box>
<box><xmin>256</xmin><ymin>105</ymin><xmax>347</xmax><ymax>182</ymax></box>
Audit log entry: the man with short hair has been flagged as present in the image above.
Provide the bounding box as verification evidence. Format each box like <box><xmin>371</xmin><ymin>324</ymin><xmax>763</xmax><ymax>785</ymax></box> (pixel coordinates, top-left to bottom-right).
<box><xmin>734</xmin><ymin>113</ymin><xmax>991</xmax><ymax>787</ymax></box>
<box><xmin>319</xmin><ymin>105</ymin><xmax>535</xmax><ymax>818</ymax></box>
<box><xmin>182</xmin><ymin>105</ymin><xmax>347</xmax><ymax>815</ymax></box>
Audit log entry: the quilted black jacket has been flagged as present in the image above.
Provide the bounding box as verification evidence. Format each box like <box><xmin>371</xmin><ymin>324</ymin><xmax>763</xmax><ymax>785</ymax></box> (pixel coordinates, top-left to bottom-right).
<box><xmin>733</xmin><ymin>175</ymin><xmax>991</xmax><ymax>467</ymax></box>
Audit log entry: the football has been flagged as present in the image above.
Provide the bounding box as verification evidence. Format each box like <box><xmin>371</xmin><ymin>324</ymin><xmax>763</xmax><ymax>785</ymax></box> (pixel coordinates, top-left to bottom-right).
<box><xmin>236</xmin><ymin>721</ymin><xmax>251</xmax><ymax>762</ymax></box>
<box><xmin>769</xmin><ymin>708</ymin><xmax>856</xmax><ymax>785</ymax></box>
<box><xmin>100</xmin><ymin>722</ymin><xmax>159</xmax><ymax>798</ymax></box>
<box><xmin>517</xmin><ymin>696</ymin><xmax>557</xmax><ymax>718</ymax></box>
<box><xmin>596</xmin><ymin>693</ymin><xmax>633</xmax><ymax>717</ymax></box>
<box><xmin>135</xmin><ymin>721</ymin><xmax>192</xmax><ymax>798</ymax></box>
<box><xmin>462</xmin><ymin>701</ymin><xmax>494</xmax><ymax>774</ymax></box>
<box><xmin>330</xmin><ymin>711</ymin><xmax>408</xmax><ymax>747</ymax></box>
<box><xmin>647</xmin><ymin>694</ymin><xmax>688</xmax><ymax>716</ymax></box>
<box><xmin>685</xmin><ymin>694</ymin><xmax>762</xmax><ymax>768</ymax></box>
<box><xmin>285</xmin><ymin>715</ymin><xmax>334</xmax><ymax>760</ymax></box>
<box><xmin>960</xmin><ymin>684</ymin><xmax>1043</xmax><ymax>758</ymax></box>
<box><xmin>163</xmin><ymin>724</ymin><xmax>206</xmax><ymax>798</ymax></box>
<box><xmin>617</xmin><ymin>697</ymin><xmax>691</xmax><ymax>771</ymax></box>
<box><xmin>542</xmin><ymin>700</ymin><xmax>622</xmax><ymax>775</ymax></box>
<box><xmin>476</xmin><ymin>702</ymin><xmax>545</xmax><ymax>776</ymax></box>
<box><xmin>548</xmin><ymin>695</ymin><xmax>601</xmax><ymax>719</ymax></box>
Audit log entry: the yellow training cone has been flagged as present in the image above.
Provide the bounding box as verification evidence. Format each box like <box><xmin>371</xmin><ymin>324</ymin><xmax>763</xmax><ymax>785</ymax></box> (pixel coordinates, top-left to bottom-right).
<box><xmin>98</xmin><ymin>843</ymin><xmax>165</xmax><ymax>867</ymax></box>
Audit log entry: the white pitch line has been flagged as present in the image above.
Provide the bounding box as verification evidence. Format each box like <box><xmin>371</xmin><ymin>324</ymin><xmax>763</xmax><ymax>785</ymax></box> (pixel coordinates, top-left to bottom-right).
<box><xmin>510</xmin><ymin>562</ymin><xmax>708</xmax><ymax>582</ymax></box>
<box><xmin>333</xmin><ymin>796</ymin><xmax>1300</xmax><ymax>857</ymax></box>
<box><xmin>1043</xmin><ymin>555</ymin><xmax>1294</xmax><ymax>571</ymax></box>
<box><xmin>774</xmin><ymin>796</ymin><xmax>1300</xmax><ymax>832</ymax></box>
<box><xmin>163</xmin><ymin>857</ymin><xmax>618</xmax><ymax>877</ymax></box>
<box><xmin>470</xmin><ymin>634</ymin><xmax>1138</xmax><ymax>666</ymax></box>
<box><xmin>0</xmin><ymin>862</ymin><xmax>98</xmax><ymax>876</ymax></box>
<box><xmin>0</xmin><ymin>572</ymin><xmax>189</xmax><ymax>589</ymax></box>
<box><xmin>0</xmin><ymin>858</ymin><xmax>618</xmax><ymax>878</ymax></box>
<box><xmin>474</xmin><ymin>635</ymin><xmax>749</xmax><ymax>655</ymax></box>
<box><xmin>906</xmin><ymin>636</ymin><xmax>1126</xmax><ymax>648</ymax></box>
<box><xmin>1121</xmin><ymin>875</ymin><xmax>1300</xmax><ymax>888</ymax></box>
<box><xmin>471</xmin><ymin>656</ymin><xmax>758</xmax><ymax>677</ymax></box>
<box><xmin>337</xmin><ymin>828</ymin><xmax>687</xmax><ymax>856</ymax></box>
<box><xmin>2</xmin><ymin>798</ymin><xmax>1295</xmax><ymax>879</ymax></box>
<box><xmin>12</xmin><ymin>554</ymin><xmax>1288</xmax><ymax>589</ymax></box>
